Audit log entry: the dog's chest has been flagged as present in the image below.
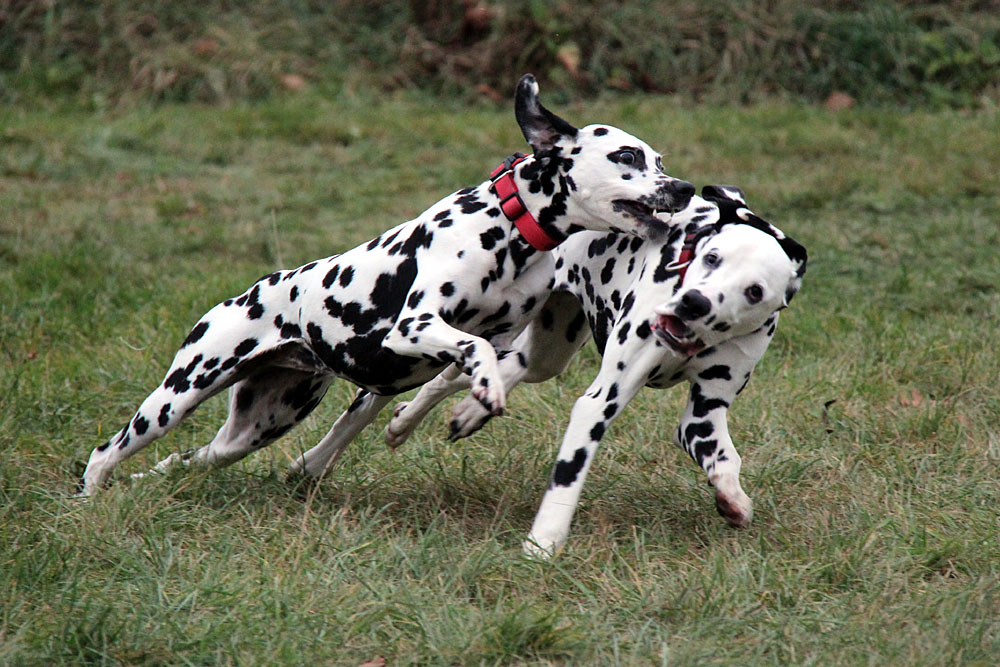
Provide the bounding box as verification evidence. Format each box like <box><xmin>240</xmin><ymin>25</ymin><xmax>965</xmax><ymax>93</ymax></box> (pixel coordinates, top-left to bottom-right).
<box><xmin>553</xmin><ymin>232</ymin><xmax>684</xmax><ymax>353</ymax></box>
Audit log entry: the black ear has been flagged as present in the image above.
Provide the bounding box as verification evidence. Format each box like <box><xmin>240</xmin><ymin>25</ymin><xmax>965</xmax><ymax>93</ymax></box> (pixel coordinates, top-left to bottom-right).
<box><xmin>703</xmin><ymin>183</ymin><xmax>808</xmax><ymax>302</ymax></box>
<box><xmin>777</xmin><ymin>235</ymin><xmax>808</xmax><ymax>277</ymax></box>
<box><xmin>514</xmin><ymin>74</ymin><xmax>578</xmax><ymax>154</ymax></box>
<box><xmin>701</xmin><ymin>185</ymin><xmax>749</xmax><ymax>225</ymax></box>
<box><xmin>738</xmin><ymin>213</ymin><xmax>808</xmax><ymax>279</ymax></box>
<box><xmin>701</xmin><ymin>185</ymin><xmax>747</xmax><ymax>207</ymax></box>
<box><xmin>702</xmin><ymin>184</ymin><xmax>808</xmax><ymax>274</ymax></box>
<box><xmin>743</xmin><ymin>223</ymin><xmax>808</xmax><ymax>305</ymax></box>
<box><xmin>779</xmin><ymin>233</ymin><xmax>807</xmax><ymax>306</ymax></box>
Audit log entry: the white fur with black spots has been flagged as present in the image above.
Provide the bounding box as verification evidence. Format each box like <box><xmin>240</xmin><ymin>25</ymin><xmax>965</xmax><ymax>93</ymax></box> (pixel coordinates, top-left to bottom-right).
<box><xmin>387</xmin><ymin>186</ymin><xmax>807</xmax><ymax>557</ymax></box>
<box><xmin>79</xmin><ymin>74</ymin><xmax>695</xmax><ymax>496</ymax></box>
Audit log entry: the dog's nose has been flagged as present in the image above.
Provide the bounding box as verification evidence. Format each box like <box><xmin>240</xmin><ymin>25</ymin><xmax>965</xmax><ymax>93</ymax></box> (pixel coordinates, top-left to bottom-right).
<box><xmin>669</xmin><ymin>179</ymin><xmax>695</xmax><ymax>199</ymax></box>
<box><xmin>676</xmin><ymin>290</ymin><xmax>712</xmax><ymax>320</ymax></box>
<box><xmin>665</xmin><ymin>179</ymin><xmax>695</xmax><ymax>211</ymax></box>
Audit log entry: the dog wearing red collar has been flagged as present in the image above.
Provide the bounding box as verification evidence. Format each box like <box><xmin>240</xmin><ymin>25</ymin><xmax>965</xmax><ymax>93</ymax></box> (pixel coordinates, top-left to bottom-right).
<box><xmin>387</xmin><ymin>186</ymin><xmax>807</xmax><ymax>557</ymax></box>
<box><xmin>78</xmin><ymin>74</ymin><xmax>694</xmax><ymax>495</ymax></box>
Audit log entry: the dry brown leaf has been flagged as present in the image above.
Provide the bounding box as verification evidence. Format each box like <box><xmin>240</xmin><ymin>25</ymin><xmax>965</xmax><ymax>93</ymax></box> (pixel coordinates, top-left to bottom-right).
<box><xmin>279</xmin><ymin>74</ymin><xmax>307</xmax><ymax>92</ymax></box>
<box><xmin>824</xmin><ymin>91</ymin><xmax>854</xmax><ymax>111</ymax></box>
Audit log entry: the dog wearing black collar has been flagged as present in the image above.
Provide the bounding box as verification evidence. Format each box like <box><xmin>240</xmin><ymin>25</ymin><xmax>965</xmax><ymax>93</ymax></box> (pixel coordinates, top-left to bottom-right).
<box><xmin>78</xmin><ymin>74</ymin><xmax>695</xmax><ymax>495</ymax></box>
<box><xmin>387</xmin><ymin>186</ymin><xmax>807</xmax><ymax>557</ymax></box>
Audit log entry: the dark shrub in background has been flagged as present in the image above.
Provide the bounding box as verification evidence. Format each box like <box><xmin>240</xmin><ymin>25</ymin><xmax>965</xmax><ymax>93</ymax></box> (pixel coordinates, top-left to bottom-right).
<box><xmin>1</xmin><ymin>0</ymin><xmax>998</xmax><ymax>107</ymax></box>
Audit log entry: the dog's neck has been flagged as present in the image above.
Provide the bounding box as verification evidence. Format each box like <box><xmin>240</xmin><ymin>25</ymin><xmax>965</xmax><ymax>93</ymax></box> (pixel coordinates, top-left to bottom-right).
<box><xmin>504</xmin><ymin>151</ymin><xmax>588</xmax><ymax>247</ymax></box>
<box><xmin>488</xmin><ymin>153</ymin><xmax>565</xmax><ymax>251</ymax></box>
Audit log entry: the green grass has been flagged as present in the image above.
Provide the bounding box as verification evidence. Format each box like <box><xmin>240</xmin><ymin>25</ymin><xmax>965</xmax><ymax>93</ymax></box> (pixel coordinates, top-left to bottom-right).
<box><xmin>2</xmin><ymin>92</ymin><xmax>999</xmax><ymax>665</ymax></box>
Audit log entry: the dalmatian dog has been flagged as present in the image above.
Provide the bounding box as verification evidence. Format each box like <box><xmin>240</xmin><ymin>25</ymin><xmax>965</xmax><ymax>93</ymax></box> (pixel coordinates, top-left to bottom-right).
<box><xmin>386</xmin><ymin>185</ymin><xmax>807</xmax><ymax>557</ymax></box>
<box><xmin>78</xmin><ymin>74</ymin><xmax>697</xmax><ymax>496</ymax></box>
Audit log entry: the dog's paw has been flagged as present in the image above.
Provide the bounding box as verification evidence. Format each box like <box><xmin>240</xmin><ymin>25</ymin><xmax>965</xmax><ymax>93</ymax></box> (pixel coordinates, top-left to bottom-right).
<box><xmin>447</xmin><ymin>396</ymin><xmax>495</xmax><ymax>441</ymax></box>
<box><xmin>471</xmin><ymin>375</ymin><xmax>505</xmax><ymax>416</ymax></box>
<box><xmin>129</xmin><ymin>451</ymin><xmax>187</xmax><ymax>484</ymax></box>
<box><xmin>715</xmin><ymin>491</ymin><xmax>753</xmax><ymax>527</ymax></box>
<box><xmin>385</xmin><ymin>402</ymin><xmax>417</xmax><ymax>448</ymax></box>
<box><xmin>284</xmin><ymin>465</ymin><xmax>323</xmax><ymax>497</ymax></box>
<box><xmin>73</xmin><ymin>469</ymin><xmax>92</xmax><ymax>498</ymax></box>
<box><xmin>284</xmin><ymin>460</ymin><xmax>318</xmax><ymax>484</ymax></box>
<box><xmin>711</xmin><ymin>474</ymin><xmax>753</xmax><ymax>528</ymax></box>
<box><xmin>521</xmin><ymin>534</ymin><xmax>560</xmax><ymax>560</ymax></box>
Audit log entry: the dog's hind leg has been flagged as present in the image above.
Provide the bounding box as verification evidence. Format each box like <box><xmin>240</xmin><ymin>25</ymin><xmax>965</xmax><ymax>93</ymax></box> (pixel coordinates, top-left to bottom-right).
<box><xmin>134</xmin><ymin>368</ymin><xmax>334</xmax><ymax>481</ymax></box>
<box><xmin>286</xmin><ymin>389</ymin><xmax>394</xmax><ymax>479</ymax></box>
<box><xmin>80</xmin><ymin>343</ymin><xmax>242</xmax><ymax>495</ymax></box>
<box><xmin>81</xmin><ymin>380</ymin><xmax>208</xmax><ymax>495</ymax></box>
<box><xmin>80</xmin><ymin>297</ymin><xmax>289</xmax><ymax>495</ymax></box>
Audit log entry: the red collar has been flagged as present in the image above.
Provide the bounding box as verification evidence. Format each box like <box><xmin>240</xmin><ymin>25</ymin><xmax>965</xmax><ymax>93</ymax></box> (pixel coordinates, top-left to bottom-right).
<box><xmin>667</xmin><ymin>232</ymin><xmax>700</xmax><ymax>283</ymax></box>
<box><xmin>488</xmin><ymin>153</ymin><xmax>564</xmax><ymax>251</ymax></box>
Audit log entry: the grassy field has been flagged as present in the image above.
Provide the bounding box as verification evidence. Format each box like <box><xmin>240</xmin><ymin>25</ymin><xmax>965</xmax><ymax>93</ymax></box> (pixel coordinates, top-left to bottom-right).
<box><xmin>1</xmin><ymin>92</ymin><xmax>999</xmax><ymax>664</ymax></box>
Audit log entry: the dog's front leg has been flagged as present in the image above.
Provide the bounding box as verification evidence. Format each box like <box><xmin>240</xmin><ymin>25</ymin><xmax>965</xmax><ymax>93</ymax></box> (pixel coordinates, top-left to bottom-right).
<box><xmin>674</xmin><ymin>382</ymin><xmax>752</xmax><ymax>527</ymax></box>
<box><xmin>675</xmin><ymin>337</ymin><xmax>770</xmax><ymax>527</ymax></box>
<box><xmin>384</xmin><ymin>365</ymin><xmax>466</xmax><ymax>448</ymax></box>
<box><xmin>382</xmin><ymin>314</ymin><xmax>505</xmax><ymax>415</ymax></box>
<box><xmin>387</xmin><ymin>291</ymin><xmax>590</xmax><ymax>446</ymax></box>
<box><xmin>524</xmin><ymin>342</ymin><xmax>663</xmax><ymax>558</ymax></box>
<box><xmin>447</xmin><ymin>291</ymin><xmax>591</xmax><ymax>440</ymax></box>
<box><xmin>384</xmin><ymin>343</ymin><xmax>532</xmax><ymax>447</ymax></box>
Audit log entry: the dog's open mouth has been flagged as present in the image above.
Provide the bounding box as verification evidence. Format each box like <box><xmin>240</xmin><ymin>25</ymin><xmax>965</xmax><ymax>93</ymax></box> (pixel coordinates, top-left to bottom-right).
<box><xmin>651</xmin><ymin>313</ymin><xmax>705</xmax><ymax>356</ymax></box>
<box><xmin>612</xmin><ymin>199</ymin><xmax>667</xmax><ymax>227</ymax></box>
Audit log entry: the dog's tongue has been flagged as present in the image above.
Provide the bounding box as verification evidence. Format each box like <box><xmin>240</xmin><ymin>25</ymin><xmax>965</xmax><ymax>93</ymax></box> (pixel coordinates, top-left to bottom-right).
<box><xmin>652</xmin><ymin>313</ymin><xmax>705</xmax><ymax>356</ymax></box>
<box><xmin>656</xmin><ymin>313</ymin><xmax>691</xmax><ymax>338</ymax></box>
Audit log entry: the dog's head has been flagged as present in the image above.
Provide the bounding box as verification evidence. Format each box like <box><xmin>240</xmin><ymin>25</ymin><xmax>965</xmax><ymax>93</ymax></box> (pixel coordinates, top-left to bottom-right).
<box><xmin>514</xmin><ymin>74</ymin><xmax>694</xmax><ymax>237</ymax></box>
<box><xmin>650</xmin><ymin>186</ymin><xmax>808</xmax><ymax>356</ymax></box>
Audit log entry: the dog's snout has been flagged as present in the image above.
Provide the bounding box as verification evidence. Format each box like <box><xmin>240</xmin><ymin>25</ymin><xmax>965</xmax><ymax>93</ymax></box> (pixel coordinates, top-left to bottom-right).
<box><xmin>676</xmin><ymin>290</ymin><xmax>712</xmax><ymax>320</ymax></box>
<box><xmin>664</xmin><ymin>179</ymin><xmax>695</xmax><ymax>212</ymax></box>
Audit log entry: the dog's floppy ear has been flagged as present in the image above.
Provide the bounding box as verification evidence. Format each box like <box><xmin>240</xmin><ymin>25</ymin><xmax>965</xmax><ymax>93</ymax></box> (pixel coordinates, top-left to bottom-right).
<box><xmin>701</xmin><ymin>185</ymin><xmax>747</xmax><ymax>209</ymax></box>
<box><xmin>738</xmin><ymin>214</ymin><xmax>808</xmax><ymax>304</ymax></box>
<box><xmin>515</xmin><ymin>74</ymin><xmax>578</xmax><ymax>154</ymax></box>
<box><xmin>702</xmin><ymin>185</ymin><xmax>752</xmax><ymax>229</ymax></box>
<box><xmin>702</xmin><ymin>185</ymin><xmax>807</xmax><ymax>304</ymax></box>
<box><xmin>746</xmin><ymin>219</ymin><xmax>807</xmax><ymax>305</ymax></box>
<box><xmin>778</xmin><ymin>234</ymin><xmax>807</xmax><ymax>306</ymax></box>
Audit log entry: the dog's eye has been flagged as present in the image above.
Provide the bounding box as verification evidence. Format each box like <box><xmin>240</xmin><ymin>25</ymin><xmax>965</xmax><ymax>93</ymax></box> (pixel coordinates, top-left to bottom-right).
<box><xmin>655</xmin><ymin>156</ymin><xmax>664</xmax><ymax>172</ymax></box>
<box><xmin>703</xmin><ymin>252</ymin><xmax>720</xmax><ymax>268</ymax></box>
<box><xmin>745</xmin><ymin>284</ymin><xmax>764</xmax><ymax>304</ymax></box>
<box><xmin>608</xmin><ymin>148</ymin><xmax>646</xmax><ymax>170</ymax></box>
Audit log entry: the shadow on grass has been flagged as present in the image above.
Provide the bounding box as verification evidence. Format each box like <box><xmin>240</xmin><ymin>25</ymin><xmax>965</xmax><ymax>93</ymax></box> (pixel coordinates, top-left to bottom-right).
<box><xmin>92</xmin><ymin>446</ymin><xmax>738</xmax><ymax>554</ymax></box>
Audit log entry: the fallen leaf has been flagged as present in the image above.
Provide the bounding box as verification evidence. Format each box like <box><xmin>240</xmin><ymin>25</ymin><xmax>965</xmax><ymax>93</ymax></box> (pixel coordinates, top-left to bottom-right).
<box><xmin>475</xmin><ymin>83</ymin><xmax>502</xmax><ymax>103</ymax></box>
<box><xmin>822</xmin><ymin>399</ymin><xmax>837</xmax><ymax>433</ymax></box>
<box><xmin>557</xmin><ymin>43</ymin><xmax>581</xmax><ymax>79</ymax></box>
<box><xmin>192</xmin><ymin>38</ymin><xmax>219</xmax><ymax>57</ymax></box>
<box><xmin>824</xmin><ymin>91</ymin><xmax>854</xmax><ymax>111</ymax></box>
<box><xmin>279</xmin><ymin>74</ymin><xmax>307</xmax><ymax>92</ymax></box>
<box><xmin>463</xmin><ymin>2</ymin><xmax>494</xmax><ymax>32</ymax></box>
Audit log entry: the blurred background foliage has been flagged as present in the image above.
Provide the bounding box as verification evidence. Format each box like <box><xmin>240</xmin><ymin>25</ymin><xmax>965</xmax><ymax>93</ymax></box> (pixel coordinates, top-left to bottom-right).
<box><xmin>1</xmin><ymin>0</ymin><xmax>999</xmax><ymax>108</ymax></box>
